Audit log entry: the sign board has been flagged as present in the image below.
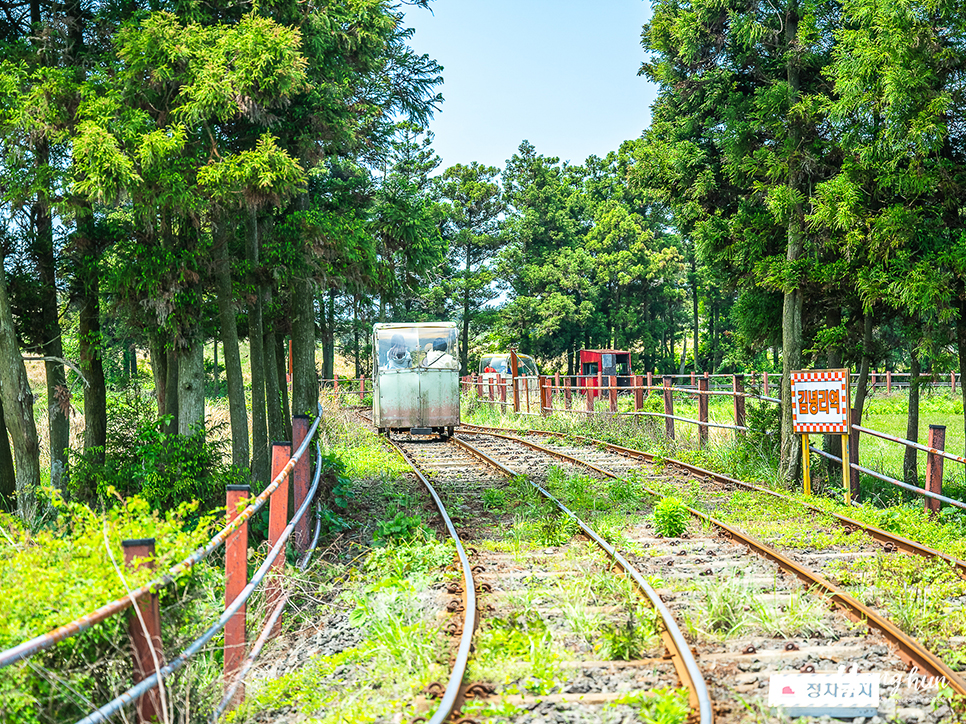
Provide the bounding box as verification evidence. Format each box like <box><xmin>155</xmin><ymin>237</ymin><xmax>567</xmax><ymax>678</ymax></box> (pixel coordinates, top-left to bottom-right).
<box><xmin>768</xmin><ymin>672</ymin><xmax>879</xmax><ymax>718</ymax></box>
<box><xmin>790</xmin><ymin>368</ymin><xmax>851</xmax><ymax>434</ymax></box>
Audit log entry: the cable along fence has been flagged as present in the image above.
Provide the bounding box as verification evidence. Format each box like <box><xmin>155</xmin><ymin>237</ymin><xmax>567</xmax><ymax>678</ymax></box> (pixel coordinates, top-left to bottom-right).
<box><xmin>454</xmin><ymin>369</ymin><xmax>966</xmax><ymax>513</ymax></box>
<box><xmin>0</xmin><ymin>405</ymin><xmax>325</xmax><ymax>723</ymax></box>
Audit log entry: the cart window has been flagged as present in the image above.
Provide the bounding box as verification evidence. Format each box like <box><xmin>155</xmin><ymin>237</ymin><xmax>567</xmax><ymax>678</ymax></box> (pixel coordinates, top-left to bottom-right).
<box><xmin>617</xmin><ymin>356</ymin><xmax>630</xmax><ymax>375</ymax></box>
<box><xmin>519</xmin><ymin>355</ymin><xmax>538</xmax><ymax>376</ymax></box>
<box><xmin>582</xmin><ymin>362</ymin><xmax>598</xmax><ymax>376</ymax></box>
<box><xmin>377</xmin><ymin>326</ymin><xmax>459</xmax><ymax>371</ymax></box>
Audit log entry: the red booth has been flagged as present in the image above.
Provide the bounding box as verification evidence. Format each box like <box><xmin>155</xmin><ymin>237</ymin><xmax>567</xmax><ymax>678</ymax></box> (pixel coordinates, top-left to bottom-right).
<box><xmin>579</xmin><ymin>349</ymin><xmax>633</xmax><ymax>400</ymax></box>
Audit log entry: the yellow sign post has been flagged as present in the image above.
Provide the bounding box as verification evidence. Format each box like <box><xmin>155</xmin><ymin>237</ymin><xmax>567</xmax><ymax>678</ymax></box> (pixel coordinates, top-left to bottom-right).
<box><xmin>790</xmin><ymin>369</ymin><xmax>851</xmax><ymax>502</ymax></box>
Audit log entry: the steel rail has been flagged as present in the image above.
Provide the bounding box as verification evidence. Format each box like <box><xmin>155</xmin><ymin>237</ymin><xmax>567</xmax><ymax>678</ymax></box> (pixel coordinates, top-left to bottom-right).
<box><xmin>0</xmin><ymin>412</ymin><xmax>323</xmax><ymax>670</ymax></box>
<box><xmin>211</xmin><ymin>438</ymin><xmax>326</xmax><ymax>722</ymax></box>
<box><xmin>380</xmin><ymin>439</ymin><xmax>477</xmax><ymax>724</ymax></box>
<box><xmin>449</xmin><ymin>436</ymin><xmax>713</xmax><ymax>724</ymax></box>
<box><xmin>460</xmin><ymin>429</ymin><xmax>966</xmax><ymax>693</ymax></box>
<box><xmin>459</xmin><ymin>423</ymin><xmax>966</xmax><ymax>576</ymax></box>
<box><xmin>74</xmin><ymin>418</ymin><xmax>327</xmax><ymax>724</ymax></box>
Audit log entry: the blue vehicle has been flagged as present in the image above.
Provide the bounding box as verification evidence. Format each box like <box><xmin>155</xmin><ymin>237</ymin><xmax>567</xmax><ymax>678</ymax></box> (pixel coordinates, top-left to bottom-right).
<box><xmin>372</xmin><ymin>322</ymin><xmax>460</xmax><ymax>438</ymax></box>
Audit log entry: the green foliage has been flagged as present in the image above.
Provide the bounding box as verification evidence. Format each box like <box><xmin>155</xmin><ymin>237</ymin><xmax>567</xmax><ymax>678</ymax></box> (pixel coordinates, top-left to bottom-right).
<box><xmin>481</xmin><ymin>487</ymin><xmax>507</xmax><ymax>511</ymax></box>
<box><xmin>610</xmin><ymin>688</ymin><xmax>690</xmax><ymax>724</ymax></box>
<box><xmin>0</xmin><ymin>495</ymin><xmax>214</xmax><ymax>649</ymax></box>
<box><xmin>594</xmin><ymin>605</ymin><xmax>658</xmax><ymax>660</ymax></box>
<box><xmin>653</xmin><ymin>497</ymin><xmax>689</xmax><ymax>538</ymax></box>
<box><xmin>373</xmin><ymin>511</ymin><xmax>431</xmax><ymax>544</ymax></box>
<box><xmin>68</xmin><ymin>390</ymin><xmax>244</xmax><ymax>513</ymax></box>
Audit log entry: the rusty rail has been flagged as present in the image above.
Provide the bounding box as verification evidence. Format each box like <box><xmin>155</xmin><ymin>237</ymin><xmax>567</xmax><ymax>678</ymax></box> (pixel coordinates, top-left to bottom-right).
<box><xmin>460</xmin><ymin>423</ymin><xmax>966</xmax><ymax>577</ymax></box>
<box><xmin>450</xmin><ymin>436</ymin><xmax>713</xmax><ymax>724</ymax></box>
<box><xmin>458</xmin><ymin>425</ymin><xmax>966</xmax><ymax>692</ymax></box>
<box><xmin>379</xmin><ymin>438</ymin><xmax>477</xmax><ymax>724</ymax></box>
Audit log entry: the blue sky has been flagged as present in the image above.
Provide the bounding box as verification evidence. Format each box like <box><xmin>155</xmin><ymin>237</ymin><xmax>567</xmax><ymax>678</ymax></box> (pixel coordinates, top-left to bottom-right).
<box><xmin>401</xmin><ymin>0</ymin><xmax>658</xmax><ymax>172</ymax></box>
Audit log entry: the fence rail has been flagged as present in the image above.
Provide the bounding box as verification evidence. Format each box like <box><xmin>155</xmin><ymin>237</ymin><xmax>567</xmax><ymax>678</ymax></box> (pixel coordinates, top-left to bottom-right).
<box><xmin>0</xmin><ymin>405</ymin><xmax>325</xmax><ymax>723</ymax></box>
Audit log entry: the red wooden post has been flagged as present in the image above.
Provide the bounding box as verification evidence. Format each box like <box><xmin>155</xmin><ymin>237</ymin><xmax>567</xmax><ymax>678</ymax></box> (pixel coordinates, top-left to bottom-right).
<box><xmin>488</xmin><ymin>377</ymin><xmax>495</xmax><ymax>407</ymax></box>
<box><xmin>123</xmin><ymin>539</ymin><xmax>163</xmax><ymax>724</ymax></box>
<box><xmin>476</xmin><ymin>373</ymin><xmax>484</xmax><ymax>398</ymax></box>
<box><xmin>224</xmin><ymin>485</ymin><xmax>250</xmax><ymax>701</ymax></box>
<box><xmin>510</xmin><ymin>351</ymin><xmax>521</xmax><ymax>413</ymax></box>
<box><xmin>733</xmin><ymin>374</ymin><xmax>746</xmax><ymax>430</ymax></box>
<box><xmin>634</xmin><ymin>375</ymin><xmax>643</xmax><ymax>411</ymax></box>
<box><xmin>871</xmin><ymin>370</ymin><xmax>877</xmax><ymax>391</ymax></box>
<box><xmin>597</xmin><ymin>369</ymin><xmax>603</xmax><ymax>404</ymax></box>
<box><xmin>292</xmin><ymin>416</ymin><xmax>311</xmax><ymax>552</ymax></box>
<box><xmin>646</xmin><ymin>371</ymin><xmax>653</xmax><ymax>393</ymax></box>
<box><xmin>359</xmin><ymin>376</ymin><xmax>365</xmax><ymax>402</ymax></box>
<box><xmin>586</xmin><ymin>375</ymin><xmax>594</xmax><ymax>412</ymax></box>
<box><xmin>886</xmin><ymin>371</ymin><xmax>892</xmax><ymax>395</ymax></box>
<box><xmin>334</xmin><ymin>374</ymin><xmax>338</xmax><ymax>393</ymax></box>
<box><xmin>268</xmin><ymin>442</ymin><xmax>291</xmax><ymax>634</ymax></box>
<box><xmin>925</xmin><ymin>425</ymin><xmax>946</xmax><ymax>515</ymax></box>
<box><xmin>554</xmin><ymin>372</ymin><xmax>560</xmax><ymax>394</ymax></box>
<box><xmin>564</xmin><ymin>377</ymin><xmax>571</xmax><ymax>409</ymax></box>
<box><xmin>539</xmin><ymin>376</ymin><xmax>548</xmax><ymax>416</ymax></box>
<box><xmin>663</xmin><ymin>376</ymin><xmax>674</xmax><ymax>440</ymax></box>
<box><xmin>690</xmin><ymin>371</ymin><xmax>695</xmax><ymax>387</ymax></box>
<box><xmin>609</xmin><ymin>375</ymin><xmax>618</xmax><ymax>413</ymax></box>
<box><xmin>495</xmin><ymin>373</ymin><xmax>504</xmax><ymax>405</ymax></box>
<box><xmin>763</xmin><ymin>371</ymin><xmax>769</xmax><ymax>397</ymax></box>
<box><xmin>698</xmin><ymin>376</ymin><xmax>709</xmax><ymax>447</ymax></box>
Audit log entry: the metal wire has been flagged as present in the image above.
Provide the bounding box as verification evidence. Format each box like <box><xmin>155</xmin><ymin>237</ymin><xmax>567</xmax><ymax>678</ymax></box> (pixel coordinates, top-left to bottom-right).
<box><xmin>74</xmin><ymin>410</ymin><xmax>325</xmax><ymax>724</ymax></box>
<box><xmin>0</xmin><ymin>412</ymin><xmax>322</xmax><ymax>670</ymax></box>
<box><xmin>807</xmin><ymin>445</ymin><xmax>966</xmax><ymax>511</ymax></box>
<box><xmin>211</xmin><ymin>438</ymin><xmax>326</xmax><ymax>721</ymax></box>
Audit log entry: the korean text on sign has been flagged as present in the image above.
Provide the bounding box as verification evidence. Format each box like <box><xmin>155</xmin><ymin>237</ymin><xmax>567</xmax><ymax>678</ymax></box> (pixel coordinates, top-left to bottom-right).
<box><xmin>790</xmin><ymin>369</ymin><xmax>851</xmax><ymax>434</ymax></box>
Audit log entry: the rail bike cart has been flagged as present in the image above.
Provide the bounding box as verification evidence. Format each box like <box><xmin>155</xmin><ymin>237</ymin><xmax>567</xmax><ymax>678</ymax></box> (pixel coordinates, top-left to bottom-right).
<box><xmin>578</xmin><ymin>349</ymin><xmax>633</xmax><ymax>401</ymax></box>
<box><xmin>478</xmin><ymin>352</ymin><xmax>540</xmax><ymax>402</ymax></box>
<box><xmin>372</xmin><ymin>322</ymin><xmax>460</xmax><ymax>438</ymax></box>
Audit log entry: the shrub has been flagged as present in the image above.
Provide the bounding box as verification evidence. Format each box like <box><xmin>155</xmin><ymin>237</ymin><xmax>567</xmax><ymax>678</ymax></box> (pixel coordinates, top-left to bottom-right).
<box><xmin>0</xmin><ymin>494</ymin><xmax>218</xmax><ymax>722</ymax></box>
<box><xmin>68</xmin><ymin>389</ymin><xmax>245</xmax><ymax>515</ymax></box>
<box><xmin>653</xmin><ymin>497</ymin><xmax>689</xmax><ymax>538</ymax></box>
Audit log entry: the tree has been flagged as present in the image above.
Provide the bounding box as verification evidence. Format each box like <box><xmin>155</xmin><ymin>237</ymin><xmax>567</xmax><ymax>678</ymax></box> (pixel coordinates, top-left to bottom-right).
<box><xmin>437</xmin><ymin>162</ymin><xmax>503</xmax><ymax>374</ymax></box>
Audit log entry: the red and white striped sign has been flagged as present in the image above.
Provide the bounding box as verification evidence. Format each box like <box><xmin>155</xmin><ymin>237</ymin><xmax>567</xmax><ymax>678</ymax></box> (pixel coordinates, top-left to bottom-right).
<box><xmin>790</xmin><ymin>369</ymin><xmax>851</xmax><ymax>434</ymax></box>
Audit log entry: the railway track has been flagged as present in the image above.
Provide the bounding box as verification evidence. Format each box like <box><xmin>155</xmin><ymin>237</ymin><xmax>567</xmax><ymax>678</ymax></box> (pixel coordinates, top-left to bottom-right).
<box><xmin>350</xmin><ymin>414</ymin><xmax>963</xmax><ymax>723</ymax></box>
<box><xmin>460</xmin><ymin>424</ymin><xmax>966</xmax><ymax>676</ymax></box>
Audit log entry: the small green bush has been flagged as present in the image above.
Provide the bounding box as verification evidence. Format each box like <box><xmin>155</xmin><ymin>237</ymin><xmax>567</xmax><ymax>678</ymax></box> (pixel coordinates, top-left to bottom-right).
<box><xmin>68</xmin><ymin>390</ymin><xmax>244</xmax><ymax>515</ymax></box>
<box><xmin>653</xmin><ymin>497</ymin><xmax>689</xmax><ymax>538</ymax></box>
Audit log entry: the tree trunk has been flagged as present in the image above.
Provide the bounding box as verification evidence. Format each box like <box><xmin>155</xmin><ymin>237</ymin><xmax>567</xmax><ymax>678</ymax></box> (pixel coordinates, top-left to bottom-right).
<box><xmin>0</xmin><ymin>397</ymin><xmax>16</xmax><ymax>512</ymax></box>
<box><xmin>958</xmin><ymin>294</ymin><xmax>966</xmax><ymax>458</ymax></box>
<box><xmin>292</xmin><ymin>275</ymin><xmax>317</xmax><ymax>417</ymax></box>
<box><xmin>904</xmin><ymin>349</ymin><xmax>920</xmax><ymax>486</ymax></box>
<box><xmin>691</xmin><ymin>254</ymin><xmax>699</xmax><ymax>373</ymax></box>
<box><xmin>780</xmin><ymin>0</ymin><xmax>804</xmax><ymax>484</ymax></box>
<box><xmin>0</xmin><ymin>260</ymin><xmax>41</xmax><ymax>521</ymax></box>
<box><xmin>148</xmin><ymin>330</ymin><xmax>167</xmax><ymax>418</ymax></box>
<box><xmin>461</xmin><ymin>243</ymin><xmax>471</xmax><ymax>376</ymax></box>
<box><xmin>33</xmin><ymin>139</ymin><xmax>69</xmax><ymax>493</ymax></box>
<box><xmin>79</xmin><ymin>235</ymin><xmax>107</xmax><ymax>460</ymax></box>
<box><xmin>853</xmin><ymin>313</ymin><xmax>873</xmax><ymax>423</ymax></box>
<box><xmin>824</xmin><ymin>305</ymin><xmax>843</xmax><ymax>476</ymax></box>
<box><xmin>263</xmin><ymin>292</ymin><xmax>284</xmax><ymax>444</ymax></box>
<box><xmin>247</xmin><ymin>208</ymin><xmax>269</xmax><ymax>484</ymax></box>
<box><xmin>165</xmin><ymin>348</ymin><xmax>179</xmax><ymax>435</ymax></box>
<box><xmin>214</xmin><ymin>225</ymin><xmax>249</xmax><ymax>471</ymax></box>
<box><xmin>276</xmin><ymin>333</ymin><xmax>292</xmax><ymax>441</ymax></box>
<box><xmin>321</xmin><ymin>288</ymin><xmax>335</xmax><ymax>381</ymax></box>
<box><xmin>178</xmin><ymin>339</ymin><xmax>205</xmax><ymax>437</ymax></box>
